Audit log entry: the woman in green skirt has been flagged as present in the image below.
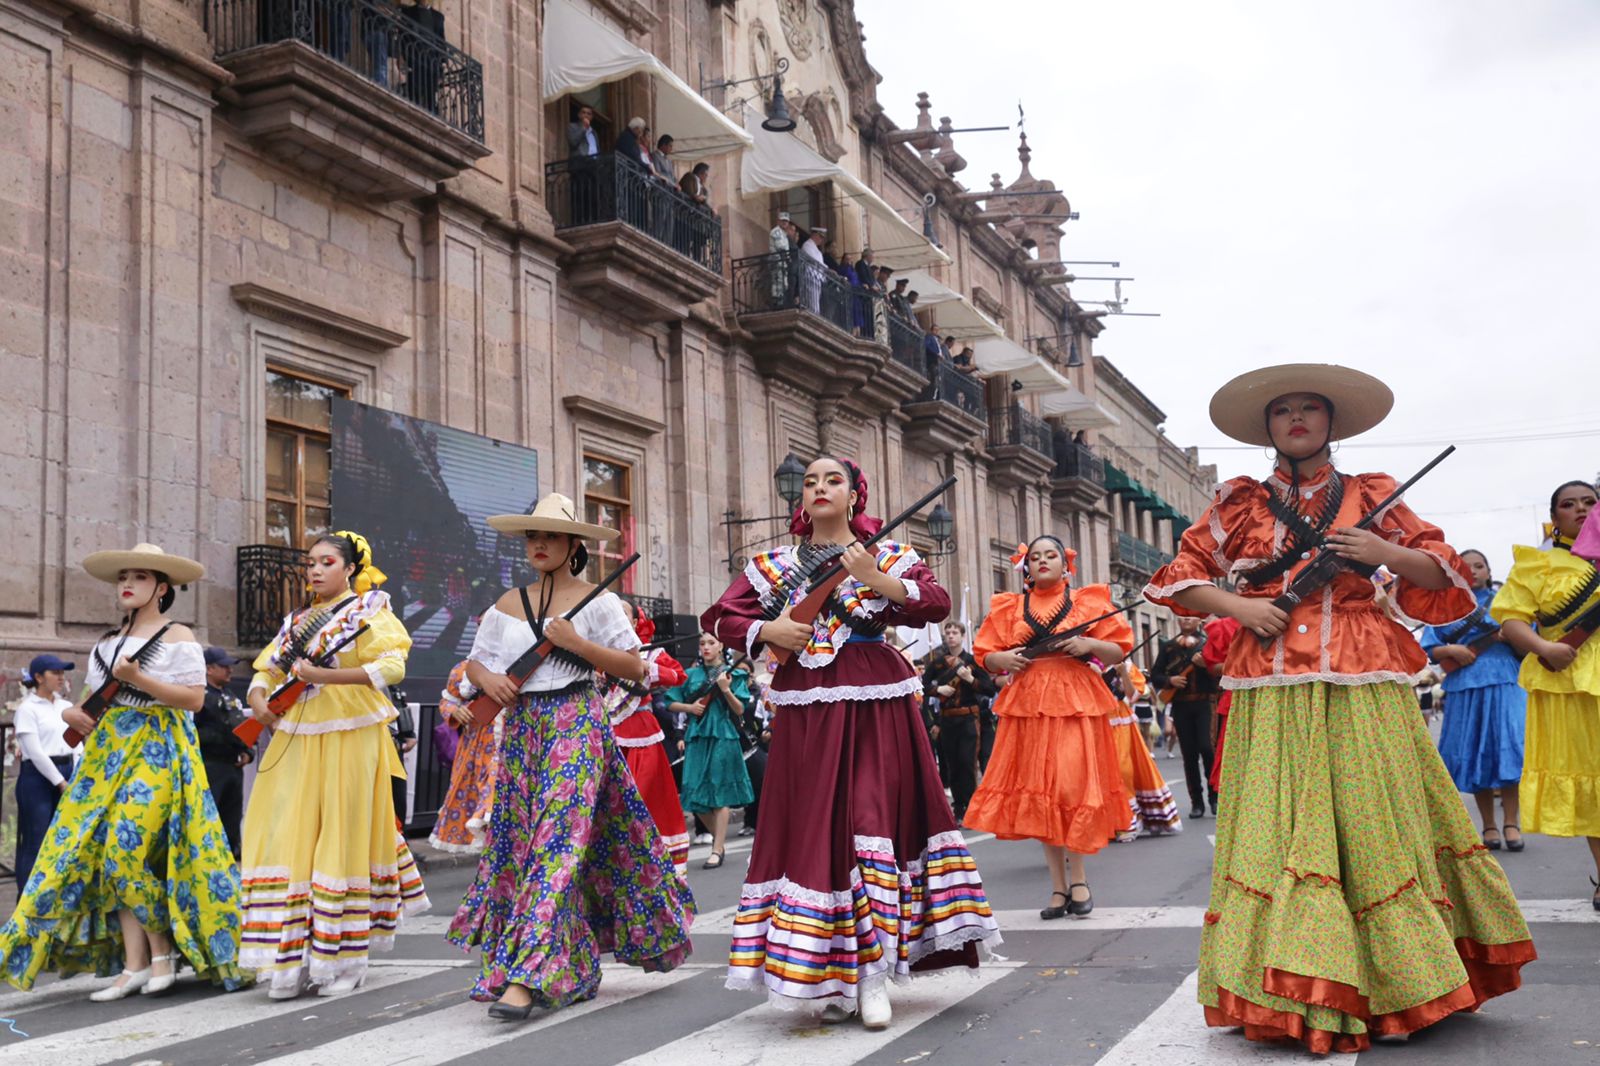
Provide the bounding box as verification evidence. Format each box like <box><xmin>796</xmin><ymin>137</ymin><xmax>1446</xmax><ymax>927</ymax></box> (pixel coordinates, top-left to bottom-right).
<box><xmin>1144</xmin><ymin>364</ymin><xmax>1533</xmax><ymax>1053</ymax></box>
<box><xmin>665</xmin><ymin>633</ymin><xmax>755</xmax><ymax>869</ymax></box>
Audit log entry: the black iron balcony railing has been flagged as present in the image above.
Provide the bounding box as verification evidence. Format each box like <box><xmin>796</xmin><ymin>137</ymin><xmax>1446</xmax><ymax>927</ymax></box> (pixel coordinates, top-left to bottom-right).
<box><xmin>1114</xmin><ymin>530</ymin><xmax>1172</xmax><ymax>576</ymax></box>
<box><xmin>236</xmin><ymin>544</ymin><xmax>308</xmax><ymax>648</ymax></box>
<box><xmin>732</xmin><ymin>252</ymin><xmax>889</xmax><ymax>340</ymax></box>
<box><xmin>1051</xmin><ymin>438</ymin><xmax>1106</xmax><ymax>485</ymax></box>
<box><xmin>987</xmin><ymin>401</ymin><xmax>1053</xmax><ymax>457</ymax></box>
<box><xmin>887</xmin><ymin>314</ymin><xmax>928</xmax><ymax>377</ymax></box>
<box><xmin>209</xmin><ymin>0</ymin><xmax>485</xmax><ymax>141</ymax></box>
<box><xmin>917</xmin><ymin>357</ymin><xmax>986</xmax><ymax>419</ymax></box>
<box><xmin>546</xmin><ymin>154</ymin><xmax>723</xmax><ymax>273</ymax></box>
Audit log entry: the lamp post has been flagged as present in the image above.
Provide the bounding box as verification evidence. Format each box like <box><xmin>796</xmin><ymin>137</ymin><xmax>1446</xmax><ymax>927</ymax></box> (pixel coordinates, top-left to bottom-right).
<box><xmin>925</xmin><ymin>502</ymin><xmax>957</xmax><ymax>559</ymax></box>
<box><xmin>721</xmin><ymin>452</ymin><xmax>808</xmax><ymax>572</ymax></box>
<box><xmin>701</xmin><ymin>57</ymin><xmax>795</xmax><ymax>133</ymax></box>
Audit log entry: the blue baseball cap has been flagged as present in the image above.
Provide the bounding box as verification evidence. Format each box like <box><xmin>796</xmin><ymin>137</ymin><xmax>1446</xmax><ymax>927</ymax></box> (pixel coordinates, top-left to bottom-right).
<box><xmin>26</xmin><ymin>654</ymin><xmax>75</xmax><ymax>682</ymax></box>
<box><xmin>204</xmin><ymin>646</ymin><xmax>240</xmax><ymax>668</ymax></box>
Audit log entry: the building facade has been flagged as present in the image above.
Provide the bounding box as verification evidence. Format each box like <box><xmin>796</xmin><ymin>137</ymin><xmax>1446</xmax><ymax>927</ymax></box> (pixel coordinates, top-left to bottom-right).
<box><xmin>1</xmin><ymin>0</ymin><xmax>1205</xmax><ymax>682</ymax></box>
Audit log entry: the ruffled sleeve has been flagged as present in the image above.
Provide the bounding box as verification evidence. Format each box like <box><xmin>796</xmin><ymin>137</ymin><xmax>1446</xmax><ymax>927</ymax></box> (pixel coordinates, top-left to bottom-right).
<box><xmin>467</xmin><ymin>607</ymin><xmax>520</xmax><ymax>675</ymax></box>
<box><xmin>1489</xmin><ymin>546</ymin><xmax>1547</xmax><ymax>625</ymax></box>
<box><xmin>1362</xmin><ymin>473</ymin><xmax>1474</xmax><ymax>624</ymax></box>
<box><xmin>147</xmin><ymin>641</ymin><xmax>206</xmax><ymax>688</ymax></box>
<box><xmin>1081</xmin><ymin>584</ymin><xmax>1135</xmax><ymax>653</ymax></box>
<box><xmin>881</xmin><ymin>556</ymin><xmax>951</xmax><ymax>627</ymax></box>
<box><xmin>1145</xmin><ymin>477</ymin><xmax>1257</xmax><ymax>613</ymax></box>
<box><xmin>700</xmin><ymin>574</ymin><xmax>768</xmax><ymax>658</ymax></box>
<box><xmin>649</xmin><ymin>649</ymin><xmax>688</xmax><ymax>689</ymax></box>
<box><xmin>587</xmin><ymin>593</ymin><xmax>643</xmax><ymax>653</ymax></box>
<box><xmin>354</xmin><ymin>606</ymin><xmax>412</xmax><ymax>690</ymax></box>
<box><xmin>972</xmin><ymin>593</ymin><xmax>1020</xmax><ymax>672</ymax></box>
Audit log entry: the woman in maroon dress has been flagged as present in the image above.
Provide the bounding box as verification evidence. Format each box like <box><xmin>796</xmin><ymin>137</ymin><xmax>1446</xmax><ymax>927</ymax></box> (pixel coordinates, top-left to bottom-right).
<box><xmin>701</xmin><ymin>457</ymin><xmax>1000</xmax><ymax>1030</ymax></box>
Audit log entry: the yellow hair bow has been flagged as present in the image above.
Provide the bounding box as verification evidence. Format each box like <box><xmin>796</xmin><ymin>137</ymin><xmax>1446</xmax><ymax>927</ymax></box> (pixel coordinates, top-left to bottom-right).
<box><xmin>333</xmin><ymin>529</ymin><xmax>388</xmax><ymax>594</ymax></box>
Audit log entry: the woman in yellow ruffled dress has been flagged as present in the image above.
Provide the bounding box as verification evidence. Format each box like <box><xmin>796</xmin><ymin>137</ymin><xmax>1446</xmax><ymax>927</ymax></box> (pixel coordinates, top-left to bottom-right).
<box><xmin>0</xmin><ymin>543</ymin><xmax>245</xmax><ymax>999</ymax></box>
<box><xmin>1491</xmin><ymin>480</ymin><xmax>1600</xmax><ymax>909</ymax></box>
<box><xmin>240</xmin><ymin>531</ymin><xmax>429</xmax><ymax>998</ymax></box>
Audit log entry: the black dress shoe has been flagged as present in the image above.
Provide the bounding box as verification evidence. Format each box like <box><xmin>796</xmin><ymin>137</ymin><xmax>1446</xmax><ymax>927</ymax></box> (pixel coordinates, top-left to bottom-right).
<box><xmin>1040</xmin><ymin>890</ymin><xmax>1069</xmax><ymax>920</ymax></box>
<box><xmin>1066</xmin><ymin>882</ymin><xmax>1094</xmax><ymax>917</ymax></box>
<box><xmin>1189</xmin><ymin>806</ymin><xmax>1206</xmax><ymax>819</ymax></box>
<box><xmin>488</xmin><ymin>999</ymin><xmax>535</xmax><ymax>1021</ymax></box>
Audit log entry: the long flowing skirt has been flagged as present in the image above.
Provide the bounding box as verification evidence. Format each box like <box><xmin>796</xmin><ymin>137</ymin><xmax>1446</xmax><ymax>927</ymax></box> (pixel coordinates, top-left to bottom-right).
<box><xmin>448</xmin><ymin>686</ymin><xmax>694</xmax><ymax>1006</ymax></box>
<box><xmin>240</xmin><ymin>722</ymin><xmax>429</xmax><ymax>993</ymax></box>
<box><xmin>1110</xmin><ymin>712</ymin><xmax>1182</xmax><ymax>837</ymax></box>
<box><xmin>681</xmin><ymin>730</ymin><xmax>754</xmax><ymax>812</ymax></box>
<box><xmin>1202</xmin><ymin>681</ymin><xmax>1535</xmax><ymax>1053</ymax></box>
<box><xmin>727</xmin><ymin>693</ymin><xmax>1000</xmax><ymax>1008</ymax></box>
<box><xmin>0</xmin><ymin>704</ymin><xmax>245</xmax><ymax>990</ymax></box>
<box><xmin>1436</xmin><ymin>682</ymin><xmax>1525</xmax><ymax>795</ymax></box>
<box><xmin>429</xmin><ymin>716</ymin><xmax>502</xmax><ymax>855</ymax></box>
<box><xmin>1520</xmin><ymin>688</ymin><xmax>1600</xmax><ymax>836</ymax></box>
<box><xmin>615</xmin><ymin>709</ymin><xmax>690</xmax><ymax>876</ymax></box>
<box><xmin>965</xmin><ymin>713</ymin><xmax>1128</xmax><ymax>854</ymax></box>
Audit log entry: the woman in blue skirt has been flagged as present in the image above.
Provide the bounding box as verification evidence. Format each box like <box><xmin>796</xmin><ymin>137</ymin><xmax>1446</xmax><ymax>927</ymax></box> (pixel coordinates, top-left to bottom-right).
<box><xmin>1422</xmin><ymin>549</ymin><xmax>1527</xmax><ymax>851</ymax></box>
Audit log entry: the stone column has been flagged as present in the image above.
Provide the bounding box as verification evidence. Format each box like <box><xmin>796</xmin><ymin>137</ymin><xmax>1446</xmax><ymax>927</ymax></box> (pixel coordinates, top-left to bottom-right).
<box><xmin>665</xmin><ymin>319</ymin><xmax>715</xmax><ymax>612</ymax></box>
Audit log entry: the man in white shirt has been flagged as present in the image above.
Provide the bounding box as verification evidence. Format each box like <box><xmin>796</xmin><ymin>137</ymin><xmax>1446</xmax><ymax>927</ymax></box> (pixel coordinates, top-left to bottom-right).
<box><xmin>799</xmin><ymin>224</ymin><xmax>826</xmax><ymax>314</ymax></box>
<box><xmin>769</xmin><ymin>212</ymin><xmax>797</xmax><ymax>304</ymax></box>
<box><xmin>13</xmin><ymin>653</ymin><xmax>79</xmax><ymax>887</ymax></box>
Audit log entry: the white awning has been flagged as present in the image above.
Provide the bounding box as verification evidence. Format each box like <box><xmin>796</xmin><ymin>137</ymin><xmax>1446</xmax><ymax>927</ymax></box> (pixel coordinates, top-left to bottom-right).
<box><xmin>971</xmin><ymin>336</ymin><xmax>1074</xmax><ymax>393</ymax></box>
<box><xmin>1039</xmin><ymin>388</ymin><xmax>1122</xmax><ymax>428</ymax></box>
<box><xmin>740</xmin><ymin>113</ymin><xmax>949</xmax><ymax>269</ymax></box>
<box><xmin>542</xmin><ymin>0</ymin><xmax>751</xmax><ymax>161</ymax></box>
<box><xmin>900</xmin><ymin>269</ymin><xmax>1002</xmax><ymax>338</ymax></box>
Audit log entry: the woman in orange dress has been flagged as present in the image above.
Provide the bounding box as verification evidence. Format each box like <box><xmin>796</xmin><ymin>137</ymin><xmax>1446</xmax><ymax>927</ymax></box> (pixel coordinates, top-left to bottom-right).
<box><xmin>965</xmin><ymin>535</ymin><xmax>1133</xmax><ymax>918</ymax></box>
<box><xmin>1106</xmin><ymin>659</ymin><xmax>1182</xmax><ymax>842</ymax></box>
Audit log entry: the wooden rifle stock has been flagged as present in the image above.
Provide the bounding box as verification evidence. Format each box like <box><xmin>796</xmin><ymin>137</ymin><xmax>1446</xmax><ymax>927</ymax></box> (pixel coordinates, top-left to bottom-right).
<box><xmin>769</xmin><ymin>476</ymin><xmax>958</xmax><ymax>665</ymax></box>
<box><xmin>1433</xmin><ymin>628</ymin><xmax>1503</xmax><ymax>674</ymax></box>
<box><xmin>1536</xmin><ymin>600</ymin><xmax>1600</xmax><ymax>672</ymax></box>
<box><xmin>234</xmin><ymin>624</ymin><xmax>372</xmax><ymax>746</ymax></box>
<box><xmin>1256</xmin><ymin>445</ymin><xmax>1457</xmax><ymax>647</ymax></box>
<box><xmin>1018</xmin><ymin>601</ymin><xmax>1141</xmax><ymax>661</ymax></box>
<box><xmin>62</xmin><ymin>678</ymin><xmax>122</xmax><ymax>747</ymax></box>
<box><xmin>466</xmin><ymin>553</ymin><xmax>641</xmax><ymax>727</ymax></box>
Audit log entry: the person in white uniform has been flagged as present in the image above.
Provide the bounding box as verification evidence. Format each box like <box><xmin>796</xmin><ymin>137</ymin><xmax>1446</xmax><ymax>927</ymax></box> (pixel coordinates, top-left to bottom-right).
<box><xmin>12</xmin><ymin>653</ymin><xmax>80</xmax><ymax>888</ymax></box>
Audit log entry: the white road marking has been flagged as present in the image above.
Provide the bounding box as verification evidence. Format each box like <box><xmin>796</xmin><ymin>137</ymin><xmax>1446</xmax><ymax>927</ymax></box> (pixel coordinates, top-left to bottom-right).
<box><xmin>610</xmin><ymin>961</ymin><xmax>1025</xmax><ymax>1065</ymax></box>
<box><xmin>263</xmin><ymin>966</ymin><xmax>700</xmax><ymax>1066</ymax></box>
<box><xmin>1095</xmin><ymin>969</ymin><xmax>1359</xmax><ymax>1066</ymax></box>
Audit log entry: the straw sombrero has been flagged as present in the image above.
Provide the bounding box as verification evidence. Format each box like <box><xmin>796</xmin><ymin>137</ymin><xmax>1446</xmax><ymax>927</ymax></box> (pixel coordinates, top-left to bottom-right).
<box><xmin>1209</xmin><ymin>363</ymin><xmax>1393</xmax><ymax>447</ymax></box>
<box><xmin>83</xmin><ymin>542</ymin><xmax>204</xmax><ymax>585</ymax></box>
<box><xmin>486</xmin><ymin>493</ymin><xmax>619</xmax><ymax>541</ymax></box>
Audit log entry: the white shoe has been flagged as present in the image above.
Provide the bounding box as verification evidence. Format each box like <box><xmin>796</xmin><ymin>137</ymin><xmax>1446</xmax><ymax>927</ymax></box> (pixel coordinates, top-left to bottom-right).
<box><xmin>267</xmin><ymin>969</ymin><xmax>312</xmax><ymax>1000</ymax></box>
<box><xmin>859</xmin><ymin>982</ymin><xmax>891</xmax><ymax>1030</ymax></box>
<box><xmin>89</xmin><ymin>968</ymin><xmax>151</xmax><ymax>1002</ymax></box>
<box><xmin>317</xmin><ymin>973</ymin><xmax>365</xmax><ymax>996</ymax></box>
<box><xmin>141</xmin><ymin>953</ymin><xmax>179</xmax><ymax>996</ymax></box>
<box><xmin>693</xmin><ymin>833</ymin><xmax>713</xmax><ymax>845</ymax></box>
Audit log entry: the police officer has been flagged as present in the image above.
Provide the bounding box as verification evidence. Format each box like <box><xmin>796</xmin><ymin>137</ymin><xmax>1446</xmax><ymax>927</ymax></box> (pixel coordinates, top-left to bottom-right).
<box><xmin>197</xmin><ymin>646</ymin><xmax>253</xmax><ymax>858</ymax></box>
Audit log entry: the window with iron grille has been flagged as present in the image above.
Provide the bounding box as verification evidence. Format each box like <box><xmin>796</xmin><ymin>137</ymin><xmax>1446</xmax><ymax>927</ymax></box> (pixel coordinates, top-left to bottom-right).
<box><xmin>265</xmin><ymin>368</ymin><xmax>350</xmax><ymax>548</ymax></box>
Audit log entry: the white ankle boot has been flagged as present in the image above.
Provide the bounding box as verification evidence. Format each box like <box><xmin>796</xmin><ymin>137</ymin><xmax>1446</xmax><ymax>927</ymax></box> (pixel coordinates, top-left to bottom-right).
<box><xmin>89</xmin><ymin>968</ymin><xmax>151</xmax><ymax>1002</ymax></box>
<box><xmin>317</xmin><ymin>973</ymin><xmax>365</xmax><ymax>996</ymax></box>
<box><xmin>859</xmin><ymin>981</ymin><xmax>892</xmax><ymax>1030</ymax></box>
<box><xmin>267</xmin><ymin>968</ymin><xmax>312</xmax><ymax>1000</ymax></box>
<box><xmin>141</xmin><ymin>953</ymin><xmax>179</xmax><ymax>996</ymax></box>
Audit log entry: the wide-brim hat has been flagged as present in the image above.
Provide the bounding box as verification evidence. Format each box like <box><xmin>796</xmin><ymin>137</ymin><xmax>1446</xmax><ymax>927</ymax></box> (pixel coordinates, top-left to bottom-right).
<box><xmin>487</xmin><ymin>493</ymin><xmax>619</xmax><ymax>541</ymax></box>
<box><xmin>1209</xmin><ymin>363</ymin><xmax>1393</xmax><ymax>447</ymax></box>
<box><xmin>83</xmin><ymin>542</ymin><xmax>204</xmax><ymax>585</ymax></box>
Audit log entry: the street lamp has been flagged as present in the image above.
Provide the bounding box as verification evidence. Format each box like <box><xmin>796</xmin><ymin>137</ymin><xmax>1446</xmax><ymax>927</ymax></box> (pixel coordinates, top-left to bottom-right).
<box><xmin>925</xmin><ymin>502</ymin><xmax>956</xmax><ymax>558</ymax></box>
<box><xmin>721</xmin><ymin>452</ymin><xmax>809</xmax><ymax>572</ymax></box>
<box><xmin>702</xmin><ymin>58</ymin><xmax>795</xmax><ymax>133</ymax></box>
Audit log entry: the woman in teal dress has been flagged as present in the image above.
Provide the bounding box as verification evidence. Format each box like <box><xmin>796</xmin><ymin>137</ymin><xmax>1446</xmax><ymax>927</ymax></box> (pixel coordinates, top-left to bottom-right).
<box><xmin>665</xmin><ymin>633</ymin><xmax>755</xmax><ymax>869</ymax></box>
<box><xmin>0</xmin><ymin>543</ymin><xmax>244</xmax><ymax>999</ymax></box>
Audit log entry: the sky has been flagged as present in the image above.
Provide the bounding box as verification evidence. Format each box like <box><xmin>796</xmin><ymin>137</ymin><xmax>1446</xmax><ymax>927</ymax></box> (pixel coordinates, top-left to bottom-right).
<box><xmin>854</xmin><ymin>0</ymin><xmax>1600</xmax><ymax>578</ymax></box>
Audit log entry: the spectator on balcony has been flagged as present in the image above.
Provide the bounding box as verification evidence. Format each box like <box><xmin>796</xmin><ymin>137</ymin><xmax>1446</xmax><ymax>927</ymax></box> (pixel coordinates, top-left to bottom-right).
<box><xmin>889</xmin><ymin>277</ymin><xmax>913</xmax><ymax>321</ymax></box>
<box><xmin>567</xmin><ymin>103</ymin><xmax>600</xmax><ymax>159</ymax></box>
<box><xmin>769</xmin><ymin>212</ymin><xmax>797</xmax><ymax>305</ymax></box>
<box><xmin>399</xmin><ymin>0</ymin><xmax>445</xmax><ymax>113</ymax></box>
<box><xmin>799</xmin><ymin>225</ymin><xmax>826</xmax><ymax>314</ymax></box>
<box><xmin>678</xmin><ymin>162</ymin><xmax>713</xmax><ymax>265</ymax></box>
<box><xmin>923</xmin><ymin>329</ymin><xmax>945</xmax><ymax>365</ymax></box>
<box><xmin>839</xmin><ymin>254</ymin><xmax>872</xmax><ymax>338</ymax></box>
<box><xmin>855</xmin><ymin>248</ymin><xmax>879</xmax><ymax>291</ymax></box>
<box><xmin>952</xmin><ymin>343</ymin><xmax>978</xmax><ymax>375</ymax></box>
<box><xmin>651</xmin><ymin>134</ymin><xmax>677</xmax><ymax>184</ymax></box>
<box><xmin>615</xmin><ymin>117</ymin><xmax>648</xmax><ymax>173</ymax></box>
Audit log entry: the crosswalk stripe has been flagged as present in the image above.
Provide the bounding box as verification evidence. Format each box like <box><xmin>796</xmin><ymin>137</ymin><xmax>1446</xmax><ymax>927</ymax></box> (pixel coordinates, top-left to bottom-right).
<box><xmin>1095</xmin><ymin>969</ymin><xmax>1358</xmax><ymax>1066</ymax></box>
<box><xmin>8</xmin><ymin>965</ymin><xmax>440</xmax><ymax>1065</ymax></box>
<box><xmin>609</xmin><ymin>961</ymin><xmax>1026</xmax><ymax>1066</ymax></box>
<box><xmin>262</xmin><ymin>966</ymin><xmax>700</xmax><ymax>1066</ymax></box>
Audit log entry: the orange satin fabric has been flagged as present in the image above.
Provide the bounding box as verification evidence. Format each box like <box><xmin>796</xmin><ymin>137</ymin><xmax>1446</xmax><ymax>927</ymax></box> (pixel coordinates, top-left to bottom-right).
<box><xmin>973</xmin><ymin>583</ymin><xmax>1134</xmax><ymax>718</ymax></box>
<box><xmin>1146</xmin><ymin>464</ymin><xmax>1474</xmax><ymax>686</ymax></box>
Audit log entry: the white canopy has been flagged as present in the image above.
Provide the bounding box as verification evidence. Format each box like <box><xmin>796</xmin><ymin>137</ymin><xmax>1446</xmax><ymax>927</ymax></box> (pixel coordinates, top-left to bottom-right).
<box><xmin>900</xmin><ymin>269</ymin><xmax>1002</xmax><ymax>338</ymax></box>
<box><xmin>1038</xmin><ymin>387</ymin><xmax>1122</xmax><ymax>428</ymax></box>
<box><xmin>971</xmin><ymin>336</ymin><xmax>1075</xmax><ymax>394</ymax></box>
<box><xmin>542</xmin><ymin>0</ymin><xmax>751</xmax><ymax>161</ymax></box>
<box><xmin>740</xmin><ymin>113</ymin><xmax>949</xmax><ymax>269</ymax></box>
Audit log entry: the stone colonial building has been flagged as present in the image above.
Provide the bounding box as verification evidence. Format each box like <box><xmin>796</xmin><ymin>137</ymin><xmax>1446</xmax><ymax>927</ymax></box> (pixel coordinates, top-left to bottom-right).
<box><xmin>1</xmin><ymin>0</ymin><xmax>1209</xmax><ymax>684</ymax></box>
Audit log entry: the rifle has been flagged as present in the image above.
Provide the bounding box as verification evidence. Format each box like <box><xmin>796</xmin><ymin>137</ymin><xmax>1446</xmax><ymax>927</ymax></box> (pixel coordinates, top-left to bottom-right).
<box><xmin>63</xmin><ymin>621</ymin><xmax>174</xmax><ymax>747</ymax></box>
<box><xmin>1154</xmin><ymin>632</ymin><xmax>1206</xmax><ymax>704</ymax></box>
<box><xmin>1537</xmin><ymin>597</ymin><xmax>1600</xmax><ymax>672</ymax></box>
<box><xmin>466</xmin><ymin>553</ymin><xmax>641</xmax><ymax>726</ymax></box>
<box><xmin>1255</xmin><ymin>446</ymin><xmax>1456</xmax><ymax>647</ymax></box>
<box><xmin>770</xmin><ymin>476</ymin><xmax>958</xmax><ymax>665</ymax></box>
<box><xmin>682</xmin><ymin>655</ymin><xmax>759</xmax><ymax>754</ymax></box>
<box><xmin>233</xmin><ymin>624</ymin><xmax>371</xmax><ymax>746</ymax></box>
<box><xmin>1018</xmin><ymin>601</ymin><xmax>1142</xmax><ymax>661</ymax></box>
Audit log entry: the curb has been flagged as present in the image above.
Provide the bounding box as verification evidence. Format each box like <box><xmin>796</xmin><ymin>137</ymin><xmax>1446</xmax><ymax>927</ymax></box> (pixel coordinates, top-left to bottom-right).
<box><xmin>409</xmin><ymin>844</ymin><xmax>482</xmax><ymax>874</ymax></box>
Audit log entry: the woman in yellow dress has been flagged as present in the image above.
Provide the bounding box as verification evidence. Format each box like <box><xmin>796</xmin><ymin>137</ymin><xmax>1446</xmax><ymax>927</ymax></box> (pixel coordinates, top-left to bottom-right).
<box><xmin>0</xmin><ymin>543</ymin><xmax>244</xmax><ymax>999</ymax></box>
<box><xmin>240</xmin><ymin>531</ymin><xmax>429</xmax><ymax>998</ymax></box>
<box><xmin>1491</xmin><ymin>480</ymin><xmax>1600</xmax><ymax>909</ymax></box>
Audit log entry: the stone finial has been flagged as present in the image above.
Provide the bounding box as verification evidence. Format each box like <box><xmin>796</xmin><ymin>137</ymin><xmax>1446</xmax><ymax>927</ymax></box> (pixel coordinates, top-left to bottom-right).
<box><xmin>934</xmin><ymin>116</ymin><xmax>967</xmax><ymax>174</ymax></box>
<box><xmin>1015</xmin><ymin>131</ymin><xmax>1034</xmax><ymax>184</ymax></box>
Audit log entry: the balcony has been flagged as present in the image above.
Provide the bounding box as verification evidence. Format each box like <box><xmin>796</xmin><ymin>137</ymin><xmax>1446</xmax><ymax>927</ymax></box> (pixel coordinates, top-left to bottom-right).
<box><xmin>1050</xmin><ymin>437</ymin><xmax>1106</xmax><ymax>512</ymax></box>
<box><xmin>1111</xmin><ymin>530</ymin><xmax>1173</xmax><ymax>585</ymax></box>
<box><xmin>902</xmin><ymin>357</ymin><xmax>986</xmax><ymax>453</ymax></box>
<box><xmin>731</xmin><ymin>252</ymin><xmax>888</xmax><ymax>403</ymax></box>
<box><xmin>236</xmin><ymin>544</ymin><xmax>307</xmax><ymax>648</ymax></box>
<box><xmin>209</xmin><ymin>0</ymin><xmax>489</xmax><ymax>200</ymax></box>
<box><xmin>985</xmin><ymin>402</ymin><xmax>1055</xmax><ymax>489</ymax></box>
<box><xmin>546</xmin><ymin>154</ymin><xmax>725</xmax><ymax>323</ymax></box>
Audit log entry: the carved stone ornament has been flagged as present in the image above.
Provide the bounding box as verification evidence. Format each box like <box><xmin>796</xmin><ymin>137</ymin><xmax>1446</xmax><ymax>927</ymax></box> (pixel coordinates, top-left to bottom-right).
<box><xmin>750</xmin><ymin>19</ymin><xmax>775</xmax><ymax>83</ymax></box>
<box><xmin>779</xmin><ymin>0</ymin><xmax>816</xmax><ymax>60</ymax></box>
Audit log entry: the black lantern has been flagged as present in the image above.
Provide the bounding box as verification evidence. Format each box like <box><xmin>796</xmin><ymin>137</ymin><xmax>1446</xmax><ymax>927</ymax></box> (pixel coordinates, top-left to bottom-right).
<box><xmin>774</xmin><ymin>452</ymin><xmax>807</xmax><ymax>507</ymax></box>
<box><xmin>927</xmin><ymin>503</ymin><xmax>954</xmax><ymax>546</ymax></box>
<box><xmin>762</xmin><ymin>59</ymin><xmax>796</xmax><ymax>133</ymax></box>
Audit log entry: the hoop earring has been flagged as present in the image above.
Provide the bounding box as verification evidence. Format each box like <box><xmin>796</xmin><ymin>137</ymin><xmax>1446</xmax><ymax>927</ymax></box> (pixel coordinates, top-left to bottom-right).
<box><xmin>1263</xmin><ymin>445</ymin><xmax>1276</xmax><ymax>462</ymax></box>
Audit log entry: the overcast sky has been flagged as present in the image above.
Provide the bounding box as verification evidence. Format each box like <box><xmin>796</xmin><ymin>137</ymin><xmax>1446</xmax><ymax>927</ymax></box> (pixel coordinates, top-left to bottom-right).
<box><xmin>856</xmin><ymin>0</ymin><xmax>1600</xmax><ymax>578</ymax></box>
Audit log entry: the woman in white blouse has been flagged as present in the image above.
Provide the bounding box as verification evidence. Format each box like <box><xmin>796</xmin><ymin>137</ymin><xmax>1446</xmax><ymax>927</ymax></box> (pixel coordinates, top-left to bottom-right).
<box><xmin>12</xmin><ymin>653</ymin><xmax>79</xmax><ymax>889</ymax></box>
<box><xmin>446</xmin><ymin>493</ymin><xmax>694</xmax><ymax>1021</ymax></box>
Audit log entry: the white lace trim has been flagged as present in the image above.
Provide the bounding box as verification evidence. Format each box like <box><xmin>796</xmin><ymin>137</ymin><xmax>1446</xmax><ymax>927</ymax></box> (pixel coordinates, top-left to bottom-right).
<box><xmin>902</xmin><ymin>578</ymin><xmax>921</xmax><ymax>601</ymax></box>
<box><xmin>1222</xmin><ymin>670</ymin><xmax>1420</xmax><ymax>690</ymax></box>
<box><xmin>904</xmin><ymin>923</ymin><xmax>1004</xmax><ymax>965</ymax></box>
<box><xmin>745</xmin><ymin>619</ymin><xmax>765</xmax><ymax>658</ymax></box>
<box><xmin>425</xmin><ymin>834</ymin><xmax>484</xmax><ymax>855</ymax></box>
<box><xmin>853</xmin><ymin>833</ymin><xmax>895</xmax><ymax>856</ymax></box>
<box><xmin>1417</xmin><ymin>546</ymin><xmax>1475</xmax><ymax>598</ymax></box>
<box><xmin>1107</xmin><ymin>714</ymin><xmax>1136</xmax><ymax>727</ymax></box>
<box><xmin>739</xmin><ymin>871</ymin><xmax>862</xmax><ymax>910</ymax></box>
<box><xmin>743</xmin><ymin>551</ymin><xmax>782</xmax><ymax>602</ymax></box>
<box><xmin>1320</xmin><ymin>585</ymin><xmax>1335</xmax><ymax>674</ymax></box>
<box><xmin>615</xmin><ymin>730</ymin><xmax>666</xmax><ymax>748</ymax></box>
<box><xmin>763</xmin><ymin>677</ymin><xmax>922</xmax><ymax>706</ymax></box>
<box><xmin>1143</xmin><ymin>576</ymin><xmax>1212</xmax><ymax>605</ymax></box>
<box><xmin>275</xmin><ymin>704</ymin><xmax>398</xmax><ymax>735</ymax></box>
